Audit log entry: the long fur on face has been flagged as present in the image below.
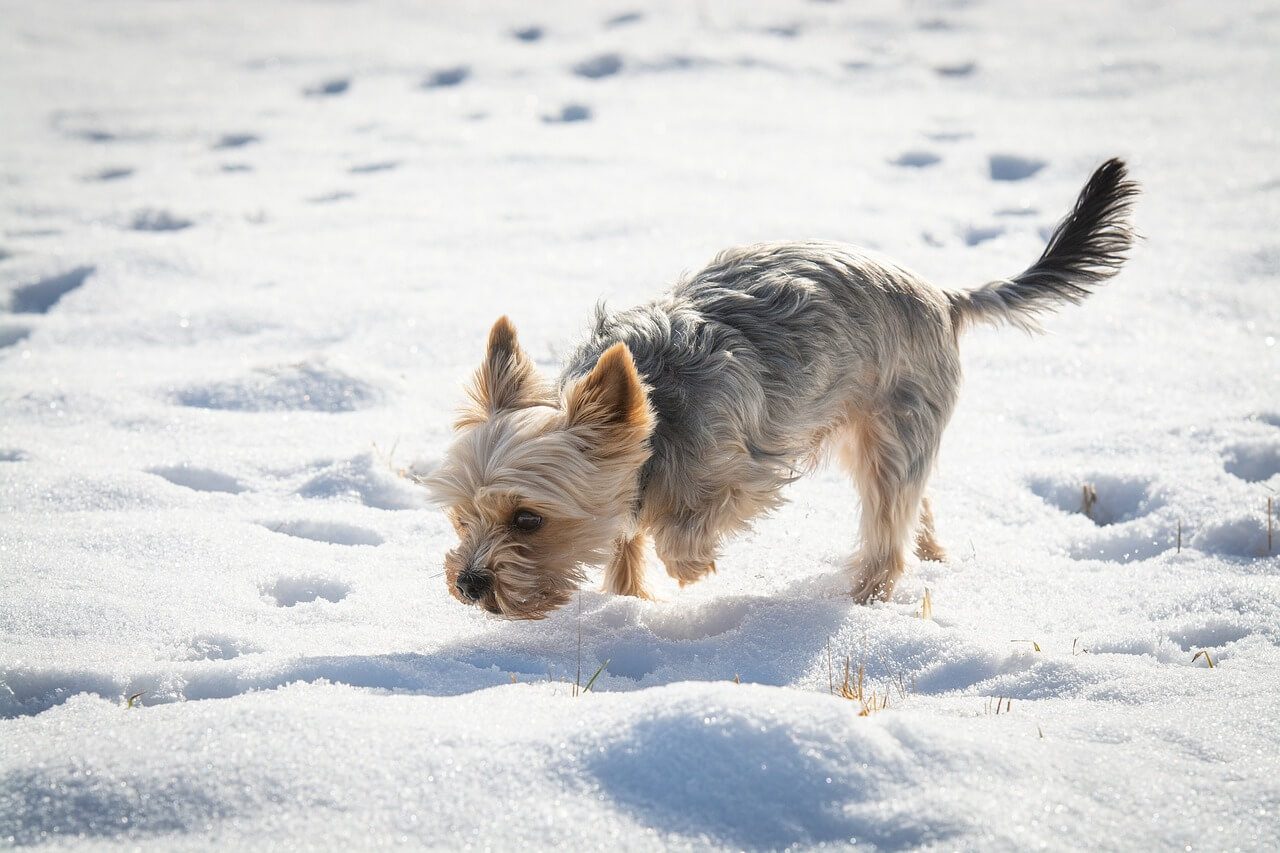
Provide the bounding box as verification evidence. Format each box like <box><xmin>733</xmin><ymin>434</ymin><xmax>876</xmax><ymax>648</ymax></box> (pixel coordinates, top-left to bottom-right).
<box><xmin>429</xmin><ymin>159</ymin><xmax>1138</xmax><ymax>617</ymax></box>
<box><xmin>426</xmin><ymin>324</ymin><xmax>654</xmax><ymax>619</ymax></box>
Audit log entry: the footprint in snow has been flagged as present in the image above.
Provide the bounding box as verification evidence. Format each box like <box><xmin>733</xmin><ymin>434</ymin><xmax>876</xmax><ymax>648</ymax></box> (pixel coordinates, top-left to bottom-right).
<box><xmin>890</xmin><ymin>150</ymin><xmax>942</xmax><ymax>168</ymax></box>
<box><xmin>996</xmin><ymin>205</ymin><xmax>1039</xmax><ymax>217</ymax></box>
<box><xmin>308</xmin><ymin>190</ymin><xmax>355</xmax><ymax>204</ymax></box>
<box><xmin>422</xmin><ymin>66</ymin><xmax>469</xmax><ymax>88</ymax></box>
<box><xmin>543</xmin><ymin>103</ymin><xmax>592</xmax><ymax>124</ymax></box>
<box><xmin>604</xmin><ymin>644</ymin><xmax>661</xmax><ymax>680</ymax></box>
<box><xmin>989</xmin><ymin>153</ymin><xmax>1046</xmax><ymax>181</ymax></box>
<box><xmin>8</xmin><ymin>266</ymin><xmax>94</xmax><ymax>314</ymax></box>
<box><xmin>963</xmin><ymin>224</ymin><xmax>1005</xmax><ymax>246</ymax></box>
<box><xmin>573</xmin><ymin>53</ymin><xmax>623</xmax><ymax>79</ymax></box>
<box><xmin>764</xmin><ymin>24</ymin><xmax>802</xmax><ymax>38</ymax></box>
<box><xmin>1164</xmin><ymin>618</ymin><xmax>1252</xmax><ymax>653</ymax></box>
<box><xmin>0</xmin><ymin>324</ymin><xmax>32</xmax><ymax>349</ymax></box>
<box><xmin>644</xmin><ymin>599</ymin><xmax>753</xmax><ymax>641</ymax></box>
<box><xmin>1030</xmin><ymin>473</ymin><xmax>1171</xmax><ymax>562</ymax></box>
<box><xmin>1222</xmin><ymin>440</ymin><xmax>1280</xmax><ymax>483</ymax></box>
<box><xmin>265</xmin><ymin>519</ymin><xmax>384</xmax><ymax>547</ymax></box>
<box><xmin>148</xmin><ymin>465</ymin><xmax>246</xmax><ymax>494</ymax></box>
<box><xmin>512</xmin><ymin>25</ymin><xmax>544</xmax><ymax>42</ymax></box>
<box><xmin>0</xmin><ymin>448</ymin><xmax>30</xmax><ymax>462</ymax></box>
<box><xmin>935</xmin><ymin>61</ymin><xmax>977</xmax><ymax>77</ymax></box>
<box><xmin>263</xmin><ymin>576</ymin><xmax>351</xmax><ymax>607</ymax></box>
<box><xmin>129</xmin><ymin>209</ymin><xmax>193</xmax><ymax>232</ymax></box>
<box><xmin>172</xmin><ymin>362</ymin><xmax>380</xmax><ymax>413</ymax></box>
<box><xmin>1029</xmin><ymin>473</ymin><xmax>1162</xmax><ymax>528</ymax></box>
<box><xmin>85</xmin><ymin>167</ymin><xmax>134</xmax><ymax>181</ymax></box>
<box><xmin>605</xmin><ymin>12</ymin><xmax>643</xmax><ymax>28</ymax></box>
<box><xmin>174</xmin><ymin>633</ymin><xmax>262</xmax><ymax>661</ymax></box>
<box><xmin>1191</xmin><ymin>516</ymin><xmax>1274</xmax><ymax>559</ymax></box>
<box><xmin>297</xmin><ymin>453</ymin><xmax>422</xmax><ymax>510</ymax></box>
<box><xmin>213</xmin><ymin>133</ymin><xmax>259</xmax><ymax>150</ymax></box>
<box><xmin>305</xmin><ymin>78</ymin><xmax>350</xmax><ymax>97</ymax></box>
<box><xmin>348</xmin><ymin>161</ymin><xmax>399</xmax><ymax>174</ymax></box>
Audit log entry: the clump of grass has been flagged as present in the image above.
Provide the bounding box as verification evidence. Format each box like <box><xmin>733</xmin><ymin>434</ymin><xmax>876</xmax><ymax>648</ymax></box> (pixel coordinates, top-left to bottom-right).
<box><xmin>826</xmin><ymin>637</ymin><xmax>910</xmax><ymax>716</ymax></box>
<box><xmin>985</xmin><ymin>695</ymin><xmax>1012</xmax><ymax>715</ymax></box>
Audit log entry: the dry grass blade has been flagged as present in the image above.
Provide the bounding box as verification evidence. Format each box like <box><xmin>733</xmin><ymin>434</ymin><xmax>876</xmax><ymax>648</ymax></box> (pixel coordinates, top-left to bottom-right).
<box><xmin>1082</xmin><ymin>483</ymin><xmax>1098</xmax><ymax>519</ymax></box>
<box><xmin>574</xmin><ymin>593</ymin><xmax>582</xmax><ymax>697</ymax></box>
<box><xmin>126</xmin><ymin>691</ymin><xmax>146</xmax><ymax>709</ymax></box>
<box><xmin>915</xmin><ymin>587</ymin><xmax>933</xmax><ymax>620</ymax></box>
<box><xmin>1192</xmin><ymin>649</ymin><xmax>1215</xmax><ymax>669</ymax></box>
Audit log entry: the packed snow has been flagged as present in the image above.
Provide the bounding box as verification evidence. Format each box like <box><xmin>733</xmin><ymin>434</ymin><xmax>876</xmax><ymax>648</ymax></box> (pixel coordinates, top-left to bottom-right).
<box><xmin>2</xmin><ymin>0</ymin><xmax>1278</xmax><ymax>849</ymax></box>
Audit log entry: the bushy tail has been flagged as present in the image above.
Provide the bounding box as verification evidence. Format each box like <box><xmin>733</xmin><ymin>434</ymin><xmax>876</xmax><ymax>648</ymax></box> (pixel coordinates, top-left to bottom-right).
<box><xmin>948</xmin><ymin>158</ymin><xmax>1139</xmax><ymax>333</ymax></box>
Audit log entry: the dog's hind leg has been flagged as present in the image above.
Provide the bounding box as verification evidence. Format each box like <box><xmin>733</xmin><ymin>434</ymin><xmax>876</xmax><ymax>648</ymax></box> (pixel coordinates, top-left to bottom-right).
<box><xmin>603</xmin><ymin>533</ymin><xmax>656</xmax><ymax>600</ymax></box>
<box><xmin>842</xmin><ymin>384</ymin><xmax>952</xmax><ymax>603</ymax></box>
<box><xmin>914</xmin><ymin>495</ymin><xmax>947</xmax><ymax>562</ymax></box>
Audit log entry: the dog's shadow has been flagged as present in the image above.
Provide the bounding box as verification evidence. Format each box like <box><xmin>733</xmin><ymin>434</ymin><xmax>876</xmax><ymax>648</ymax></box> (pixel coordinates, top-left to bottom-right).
<box><xmin>233</xmin><ymin>571</ymin><xmax>934</xmax><ymax>700</ymax></box>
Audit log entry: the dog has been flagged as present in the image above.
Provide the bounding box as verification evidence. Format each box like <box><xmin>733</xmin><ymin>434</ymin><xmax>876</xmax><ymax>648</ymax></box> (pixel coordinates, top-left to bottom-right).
<box><xmin>426</xmin><ymin>159</ymin><xmax>1138</xmax><ymax>619</ymax></box>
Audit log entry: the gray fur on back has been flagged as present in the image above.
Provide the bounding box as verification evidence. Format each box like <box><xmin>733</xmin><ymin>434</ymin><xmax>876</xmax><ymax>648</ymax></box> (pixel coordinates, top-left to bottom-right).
<box><xmin>561</xmin><ymin>241</ymin><xmax>958</xmax><ymax>525</ymax></box>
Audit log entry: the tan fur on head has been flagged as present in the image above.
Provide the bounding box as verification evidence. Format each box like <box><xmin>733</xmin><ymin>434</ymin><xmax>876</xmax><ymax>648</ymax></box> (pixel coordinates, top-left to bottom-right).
<box><xmin>426</xmin><ymin>320</ymin><xmax>655</xmax><ymax>619</ymax></box>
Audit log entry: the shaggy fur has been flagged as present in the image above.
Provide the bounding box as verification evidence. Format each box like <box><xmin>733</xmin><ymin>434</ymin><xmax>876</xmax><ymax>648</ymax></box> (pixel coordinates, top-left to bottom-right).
<box><xmin>427</xmin><ymin>158</ymin><xmax>1139</xmax><ymax>618</ymax></box>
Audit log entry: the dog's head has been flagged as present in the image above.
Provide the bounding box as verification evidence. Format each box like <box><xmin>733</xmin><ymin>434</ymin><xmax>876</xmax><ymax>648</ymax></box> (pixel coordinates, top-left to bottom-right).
<box><xmin>424</xmin><ymin>317</ymin><xmax>654</xmax><ymax>619</ymax></box>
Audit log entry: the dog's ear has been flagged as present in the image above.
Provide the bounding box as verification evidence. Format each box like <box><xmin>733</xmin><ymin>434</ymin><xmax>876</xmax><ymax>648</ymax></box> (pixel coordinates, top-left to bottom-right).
<box><xmin>563</xmin><ymin>343</ymin><xmax>654</xmax><ymax>441</ymax></box>
<box><xmin>459</xmin><ymin>316</ymin><xmax>549</xmax><ymax>427</ymax></box>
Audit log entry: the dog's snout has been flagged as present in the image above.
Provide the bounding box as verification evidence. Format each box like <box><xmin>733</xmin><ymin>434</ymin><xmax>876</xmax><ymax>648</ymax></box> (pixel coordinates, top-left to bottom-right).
<box><xmin>455</xmin><ymin>569</ymin><xmax>491</xmax><ymax>602</ymax></box>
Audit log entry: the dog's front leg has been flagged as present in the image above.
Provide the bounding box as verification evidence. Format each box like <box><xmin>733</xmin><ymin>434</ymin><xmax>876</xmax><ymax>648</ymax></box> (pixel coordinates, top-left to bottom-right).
<box><xmin>603</xmin><ymin>534</ymin><xmax>656</xmax><ymax>600</ymax></box>
<box><xmin>651</xmin><ymin>523</ymin><xmax>718</xmax><ymax>588</ymax></box>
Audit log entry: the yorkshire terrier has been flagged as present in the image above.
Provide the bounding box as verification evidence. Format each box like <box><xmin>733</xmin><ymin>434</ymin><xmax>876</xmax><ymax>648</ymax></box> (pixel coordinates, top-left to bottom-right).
<box><xmin>427</xmin><ymin>159</ymin><xmax>1138</xmax><ymax>618</ymax></box>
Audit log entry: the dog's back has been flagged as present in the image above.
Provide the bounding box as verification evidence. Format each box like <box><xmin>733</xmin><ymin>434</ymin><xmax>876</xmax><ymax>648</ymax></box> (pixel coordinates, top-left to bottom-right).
<box><xmin>563</xmin><ymin>159</ymin><xmax>1137</xmax><ymax>600</ymax></box>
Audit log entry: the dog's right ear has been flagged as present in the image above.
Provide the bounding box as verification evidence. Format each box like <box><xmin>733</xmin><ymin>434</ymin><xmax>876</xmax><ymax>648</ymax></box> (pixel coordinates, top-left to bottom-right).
<box><xmin>458</xmin><ymin>316</ymin><xmax>549</xmax><ymax>427</ymax></box>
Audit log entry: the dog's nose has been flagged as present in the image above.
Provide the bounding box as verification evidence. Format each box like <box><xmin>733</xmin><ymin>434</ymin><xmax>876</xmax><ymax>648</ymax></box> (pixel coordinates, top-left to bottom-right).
<box><xmin>455</xmin><ymin>569</ymin><xmax>491</xmax><ymax>602</ymax></box>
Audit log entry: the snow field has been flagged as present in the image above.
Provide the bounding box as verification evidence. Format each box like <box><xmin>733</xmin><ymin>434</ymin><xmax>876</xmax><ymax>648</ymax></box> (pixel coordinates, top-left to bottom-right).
<box><xmin>2</xmin><ymin>0</ymin><xmax>1278</xmax><ymax>849</ymax></box>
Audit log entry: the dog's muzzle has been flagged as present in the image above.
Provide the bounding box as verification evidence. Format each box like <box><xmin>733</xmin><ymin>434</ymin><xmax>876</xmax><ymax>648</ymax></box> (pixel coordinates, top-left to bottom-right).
<box><xmin>455</xmin><ymin>568</ymin><xmax>491</xmax><ymax>602</ymax></box>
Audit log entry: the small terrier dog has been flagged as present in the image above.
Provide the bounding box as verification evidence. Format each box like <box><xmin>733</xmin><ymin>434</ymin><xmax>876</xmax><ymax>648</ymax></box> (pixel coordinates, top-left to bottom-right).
<box><xmin>427</xmin><ymin>159</ymin><xmax>1138</xmax><ymax>619</ymax></box>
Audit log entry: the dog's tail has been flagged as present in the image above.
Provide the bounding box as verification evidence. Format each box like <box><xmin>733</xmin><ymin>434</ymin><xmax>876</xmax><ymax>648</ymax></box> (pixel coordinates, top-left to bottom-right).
<box><xmin>947</xmin><ymin>158</ymin><xmax>1139</xmax><ymax>334</ymax></box>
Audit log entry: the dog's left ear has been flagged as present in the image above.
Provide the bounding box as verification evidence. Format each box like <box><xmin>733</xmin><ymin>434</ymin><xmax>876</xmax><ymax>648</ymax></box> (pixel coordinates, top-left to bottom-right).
<box><xmin>459</xmin><ymin>316</ymin><xmax>550</xmax><ymax>427</ymax></box>
<box><xmin>563</xmin><ymin>343</ymin><xmax>655</xmax><ymax>441</ymax></box>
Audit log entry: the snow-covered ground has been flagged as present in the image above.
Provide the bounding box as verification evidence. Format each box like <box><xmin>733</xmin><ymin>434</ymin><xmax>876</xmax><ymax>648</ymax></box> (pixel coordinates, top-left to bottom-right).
<box><xmin>2</xmin><ymin>0</ymin><xmax>1278</xmax><ymax>849</ymax></box>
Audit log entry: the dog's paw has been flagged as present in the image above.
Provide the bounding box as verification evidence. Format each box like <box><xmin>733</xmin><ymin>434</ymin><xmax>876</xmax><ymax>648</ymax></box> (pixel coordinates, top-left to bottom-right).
<box><xmin>664</xmin><ymin>559</ymin><xmax>716</xmax><ymax>587</ymax></box>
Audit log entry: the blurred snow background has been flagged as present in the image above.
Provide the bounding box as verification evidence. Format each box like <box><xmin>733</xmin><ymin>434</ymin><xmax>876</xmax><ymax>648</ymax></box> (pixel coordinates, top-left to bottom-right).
<box><xmin>1</xmin><ymin>0</ymin><xmax>1277</xmax><ymax>849</ymax></box>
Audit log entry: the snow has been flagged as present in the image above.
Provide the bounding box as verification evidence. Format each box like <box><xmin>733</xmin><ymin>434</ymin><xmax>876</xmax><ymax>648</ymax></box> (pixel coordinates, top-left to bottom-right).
<box><xmin>1</xmin><ymin>0</ymin><xmax>1278</xmax><ymax>849</ymax></box>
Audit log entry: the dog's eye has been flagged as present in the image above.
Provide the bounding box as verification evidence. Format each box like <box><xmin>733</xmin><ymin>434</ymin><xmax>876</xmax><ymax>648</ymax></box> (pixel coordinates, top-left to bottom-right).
<box><xmin>511</xmin><ymin>509</ymin><xmax>543</xmax><ymax>532</ymax></box>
